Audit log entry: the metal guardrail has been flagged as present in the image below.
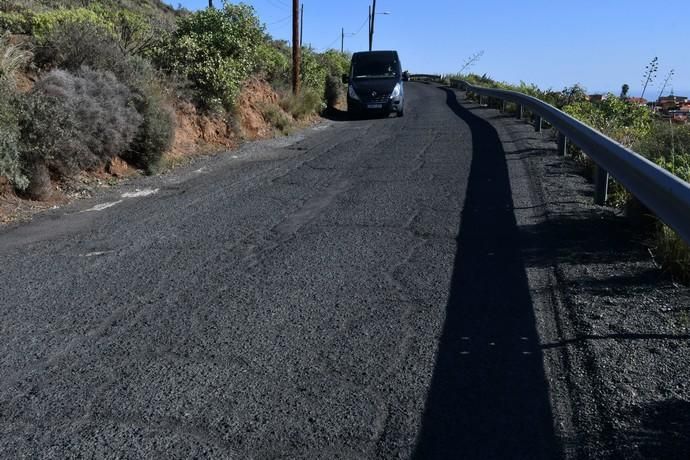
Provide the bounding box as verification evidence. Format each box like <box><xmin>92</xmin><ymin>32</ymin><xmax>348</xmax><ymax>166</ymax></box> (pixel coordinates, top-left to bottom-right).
<box><xmin>409</xmin><ymin>74</ymin><xmax>443</xmax><ymax>82</ymax></box>
<box><xmin>449</xmin><ymin>79</ymin><xmax>690</xmax><ymax>245</ymax></box>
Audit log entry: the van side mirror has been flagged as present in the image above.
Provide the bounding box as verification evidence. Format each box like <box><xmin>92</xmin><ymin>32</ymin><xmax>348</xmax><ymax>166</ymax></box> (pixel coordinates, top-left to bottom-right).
<box><xmin>342</xmin><ymin>74</ymin><xmax>349</xmax><ymax>84</ymax></box>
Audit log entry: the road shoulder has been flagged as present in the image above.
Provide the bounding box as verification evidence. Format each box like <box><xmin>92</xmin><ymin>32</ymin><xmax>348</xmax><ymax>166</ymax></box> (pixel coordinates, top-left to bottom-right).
<box><xmin>453</xmin><ymin>89</ymin><xmax>690</xmax><ymax>459</ymax></box>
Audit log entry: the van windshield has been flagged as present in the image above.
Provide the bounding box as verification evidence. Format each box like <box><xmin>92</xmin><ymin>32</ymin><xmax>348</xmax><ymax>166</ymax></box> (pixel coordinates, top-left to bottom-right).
<box><xmin>352</xmin><ymin>55</ymin><xmax>399</xmax><ymax>79</ymax></box>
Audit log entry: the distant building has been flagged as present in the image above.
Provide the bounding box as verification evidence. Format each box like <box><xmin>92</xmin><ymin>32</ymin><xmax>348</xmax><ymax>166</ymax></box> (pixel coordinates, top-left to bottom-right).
<box><xmin>648</xmin><ymin>102</ymin><xmax>663</xmax><ymax>113</ymax></box>
<box><xmin>588</xmin><ymin>94</ymin><xmax>607</xmax><ymax>102</ymax></box>
<box><xmin>659</xmin><ymin>95</ymin><xmax>688</xmax><ymax>104</ymax></box>
<box><xmin>624</xmin><ymin>97</ymin><xmax>647</xmax><ymax>106</ymax></box>
<box><xmin>668</xmin><ymin>110</ymin><xmax>688</xmax><ymax>122</ymax></box>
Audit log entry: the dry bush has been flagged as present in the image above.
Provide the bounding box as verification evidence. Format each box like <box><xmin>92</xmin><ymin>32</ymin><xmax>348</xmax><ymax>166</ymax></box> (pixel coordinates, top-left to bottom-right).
<box><xmin>324</xmin><ymin>75</ymin><xmax>342</xmax><ymax>109</ymax></box>
<box><xmin>0</xmin><ymin>31</ymin><xmax>32</xmax><ymax>81</ymax></box>
<box><xmin>280</xmin><ymin>88</ymin><xmax>322</xmax><ymax>120</ymax></box>
<box><xmin>17</xmin><ymin>90</ymin><xmax>80</xmax><ymax>197</ymax></box>
<box><xmin>27</xmin><ymin>68</ymin><xmax>142</xmax><ymax>173</ymax></box>
<box><xmin>0</xmin><ymin>80</ymin><xmax>28</xmax><ymax>190</ymax></box>
<box><xmin>260</xmin><ymin>102</ymin><xmax>292</xmax><ymax>135</ymax></box>
<box><xmin>36</xmin><ymin>21</ymin><xmax>175</xmax><ymax>174</ymax></box>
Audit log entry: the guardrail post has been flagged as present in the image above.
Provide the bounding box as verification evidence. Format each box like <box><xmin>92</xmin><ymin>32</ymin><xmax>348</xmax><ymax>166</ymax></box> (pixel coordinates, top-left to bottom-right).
<box><xmin>557</xmin><ymin>133</ymin><xmax>567</xmax><ymax>156</ymax></box>
<box><xmin>516</xmin><ymin>104</ymin><xmax>523</xmax><ymax>119</ymax></box>
<box><xmin>535</xmin><ymin>115</ymin><xmax>542</xmax><ymax>132</ymax></box>
<box><xmin>594</xmin><ymin>165</ymin><xmax>609</xmax><ymax>205</ymax></box>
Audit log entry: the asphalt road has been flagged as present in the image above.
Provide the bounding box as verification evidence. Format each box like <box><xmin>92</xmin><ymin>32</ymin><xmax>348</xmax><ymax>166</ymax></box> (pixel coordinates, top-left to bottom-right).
<box><xmin>0</xmin><ymin>83</ymin><xmax>559</xmax><ymax>458</ymax></box>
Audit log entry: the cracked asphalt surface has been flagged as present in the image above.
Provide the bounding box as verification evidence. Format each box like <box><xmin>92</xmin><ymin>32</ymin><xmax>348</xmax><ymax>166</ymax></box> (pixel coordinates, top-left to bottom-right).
<box><xmin>0</xmin><ymin>83</ymin><xmax>560</xmax><ymax>458</ymax></box>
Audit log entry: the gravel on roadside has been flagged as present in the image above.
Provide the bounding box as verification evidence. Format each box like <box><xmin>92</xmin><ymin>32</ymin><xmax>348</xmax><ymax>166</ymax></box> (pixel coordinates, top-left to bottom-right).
<box><xmin>456</xmin><ymin>90</ymin><xmax>690</xmax><ymax>460</ymax></box>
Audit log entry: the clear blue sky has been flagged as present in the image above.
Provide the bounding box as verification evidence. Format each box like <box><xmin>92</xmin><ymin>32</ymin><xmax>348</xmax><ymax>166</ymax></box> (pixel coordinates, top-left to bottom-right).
<box><xmin>166</xmin><ymin>0</ymin><xmax>690</xmax><ymax>98</ymax></box>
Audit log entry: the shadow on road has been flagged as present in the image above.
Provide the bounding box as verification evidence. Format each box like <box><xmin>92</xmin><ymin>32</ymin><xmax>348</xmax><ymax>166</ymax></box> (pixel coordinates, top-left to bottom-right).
<box><xmin>413</xmin><ymin>88</ymin><xmax>559</xmax><ymax>459</ymax></box>
<box><xmin>321</xmin><ymin>107</ymin><xmax>350</xmax><ymax>122</ymax></box>
<box><xmin>520</xmin><ymin>214</ymin><xmax>652</xmax><ymax>268</ymax></box>
<box><xmin>321</xmin><ymin>106</ymin><xmax>398</xmax><ymax>122</ymax></box>
<box><xmin>627</xmin><ymin>398</ymin><xmax>690</xmax><ymax>459</ymax></box>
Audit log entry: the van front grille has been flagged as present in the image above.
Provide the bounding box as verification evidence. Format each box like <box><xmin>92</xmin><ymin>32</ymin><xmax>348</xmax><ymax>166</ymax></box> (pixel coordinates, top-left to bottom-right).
<box><xmin>363</xmin><ymin>92</ymin><xmax>391</xmax><ymax>103</ymax></box>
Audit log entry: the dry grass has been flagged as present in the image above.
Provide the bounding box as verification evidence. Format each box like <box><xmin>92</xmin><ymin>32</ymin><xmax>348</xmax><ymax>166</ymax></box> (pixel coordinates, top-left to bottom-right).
<box><xmin>260</xmin><ymin>102</ymin><xmax>293</xmax><ymax>135</ymax></box>
<box><xmin>654</xmin><ymin>224</ymin><xmax>690</xmax><ymax>284</ymax></box>
<box><xmin>0</xmin><ymin>31</ymin><xmax>32</xmax><ymax>81</ymax></box>
<box><xmin>279</xmin><ymin>89</ymin><xmax>323</xmax><ymax>120</ymax></box>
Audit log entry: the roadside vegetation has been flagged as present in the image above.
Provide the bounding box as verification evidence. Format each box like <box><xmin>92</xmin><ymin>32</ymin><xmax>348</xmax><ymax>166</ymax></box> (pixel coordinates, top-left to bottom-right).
<box><xmin>0</xmin><ymin>0</ymin><xmax>349</xmax><ymax>200</ymax></box>
<box><xmin>449</xmin><ymin>72</ymin><xmax>690</xmax><ymax>283</ymax></box>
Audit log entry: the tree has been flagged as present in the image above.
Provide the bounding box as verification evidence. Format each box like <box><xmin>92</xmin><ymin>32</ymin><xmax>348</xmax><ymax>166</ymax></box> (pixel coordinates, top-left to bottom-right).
<box><xmin>640</xmin><ymin>57</ymin><xmax>658</xmax><ymax>100</ymax></box>
<box><xmin>620</xmin><ymin>83</ymin><xmax>629</xmax><ymax>99</ymax></box>
<box><xmin>656</xmin><ymin>69</ymin><xmax>675</xmax><ymax>101</ymax></box>
<box><xmin>560</xmin><ymin>83</ymin><xmax>587</xmax><ymax>107</ymax></box>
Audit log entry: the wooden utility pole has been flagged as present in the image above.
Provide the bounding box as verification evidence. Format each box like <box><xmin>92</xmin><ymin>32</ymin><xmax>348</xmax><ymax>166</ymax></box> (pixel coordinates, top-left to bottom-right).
<box><xmin>299</xmin><ymin>4</ymin><xmax>304</xmax><ymax>48</ymax></box>
<box><xmin>208</xmin><ymin>0</ymin><xmax>213</xmax><ymax>8</ymax></box>
<box><xmin>292</xmin><ymin>0</ymin><xmax>300</xmax><ymax>95</ymax></box>
<box><xmin>369</xmin><ymin>0</ymin><xmax>376</xmax><ymax>51</ymax></box>
<box><xmin>368</xmin><ymin>5</ymin><xmax>372</xmax><ymax>51</ymax></box>
<box><xmin>341</xmin><ymin>27</ymin><xmax>344</xmax><ymax>53</ymax></box>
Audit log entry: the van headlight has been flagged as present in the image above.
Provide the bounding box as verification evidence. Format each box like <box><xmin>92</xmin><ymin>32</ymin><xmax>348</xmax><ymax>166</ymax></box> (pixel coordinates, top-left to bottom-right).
<box><xmin>348</xmin><ymin>85</ymin><xmax>360</xmax><ymax>101</ymax></box>
<box><xmin>391</xmin><ymin>83</ymin><xmax>402</xmax><ymax>98</ymax></box>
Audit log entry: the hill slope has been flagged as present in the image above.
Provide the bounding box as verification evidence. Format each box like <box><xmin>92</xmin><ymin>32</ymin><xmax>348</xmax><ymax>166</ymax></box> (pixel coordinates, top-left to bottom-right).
<box><xmin>1</xmin><ymin>0</ymin><xmax>181</xmax><ymax>22</ymax></box>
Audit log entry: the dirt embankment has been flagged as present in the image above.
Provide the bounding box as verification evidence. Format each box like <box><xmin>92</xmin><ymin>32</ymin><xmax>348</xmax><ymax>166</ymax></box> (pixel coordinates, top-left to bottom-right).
<box><xmin>162</xmin><ymin>77</ymin><xmax>290</xmax><ymax>166</ymax></box>
<box><xmin>0</xmin><ymin>77</ymin><xmax>297</xmax><ymax>224</ymax></box>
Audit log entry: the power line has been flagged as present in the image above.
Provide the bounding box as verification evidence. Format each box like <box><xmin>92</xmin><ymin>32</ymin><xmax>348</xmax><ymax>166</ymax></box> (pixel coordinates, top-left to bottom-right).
<box><xmin>267</xmin><ymin>14</ymin><xmax>291</xmax><ymax>25</ymax></box>
<box><xmin>323</xmin><ymin>34</ymin><xmax>341</xmax><ymax>50</ymax></box>
<box><xmin>336</xmin><ymin>16</ymin><xmax>369</xmax><ymax>53</ymax></box>
<box><xmin>352</xmin><ymin>17</ymin><xmax>369</xmax><ymax>36</ymax></box>
<box><xmin>261</xmin><ymin>0</ymin><xmax>289</xmax><ymax>11</ymax></box>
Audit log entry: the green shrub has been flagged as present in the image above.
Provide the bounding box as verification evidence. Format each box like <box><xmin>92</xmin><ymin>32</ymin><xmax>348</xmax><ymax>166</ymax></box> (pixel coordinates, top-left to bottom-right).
<box><xmin>564</xmin><ymin>96</ymin><xmax>652</xmax><ymax>148</ymax></box>
<box><xmin>125</xmin><ymin>77</ymin><xmax>175</xmax><ymax>174</ymax></box>
<box><xmin>255</xmin><ymin>40</ymin><xmax>290</xmax><ymax>84</ymax></box>
<box><xmin>317</xmin><ymin>50</ymin><xmax>348</xmax><ymax>108</ymax></box>
<box><xmin>0</xmin><ymin>12</ymin><xmax>32</xmax><ymax>34</ymax></box>
<box><xmin>1</xmin><ymin>0</ymin><xmax>180</xmax><ymax>26</ymax></box>
<box><xmin>299</xmin><ymin>47</ymin><xmax>327</xmax><ymax>97</ymax></box>
<box><xmin>27</xmin><ymin>5</ymin><xmax>163</xmax><ymax>63</ymax></box>
<box><xmin>30</xmin><ymin>68</ymin><xmax>142</xmax><ymax>171</ymax></box>
<box><xmin>108</xmin><ymin>8</ymin><xmax>160</xmax><ymax>57</ymax></box>
<box><xmin>155</xmin><ymin>2</ymin><xmax>264</xmax><ymax>110</ymax></box>
<box><xmin>636</xmin><ymin>120</ymin><xmax>690</xmax><ymax>162</ymax></box>
<box><xmin>317</xmin><ymin>49</ymin><xmax>350</xmax><ymax>78</ymax></box>
<box><xmin>654</xmin><ymin>151</ymin><xmax>690</xmax><ymax>186</ymax></box>
<box><xmin>29</xmin><ymin>8</ymin><xmax>112</xmax><ymax>39</ymax></box>
<box><xmin>563</xmin><ymin>96</ymin><xmax>653</xmax><ymax>205</ymax></box>
<box><xmin>453</xmin><ymin>73</ymin><xmax>587</xmax><ymax>110</ymax></box>
<box><xmin>35</xmin><ymin>19</ymin><xmax>122</xmax><ymax>72</ymax></box>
